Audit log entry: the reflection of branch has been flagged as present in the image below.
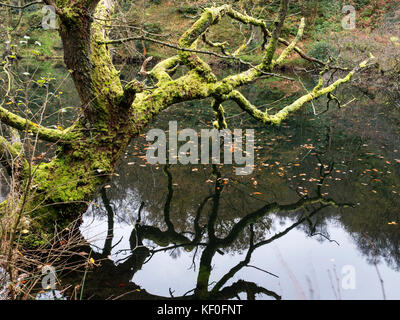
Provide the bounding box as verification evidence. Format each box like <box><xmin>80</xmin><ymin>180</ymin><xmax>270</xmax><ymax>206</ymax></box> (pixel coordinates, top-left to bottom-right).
<box><xmin>211</xmin><ymin>225</ymin><xmax>256</xmax><ymax>294</ymax></box>
<box><xmin>72</xmin><ymin>164</ymin><xmax>337</xmax><ymax>300</ymax></box>
<box><xmin>362</xmin><ymin>233</ymin><xmax>386</xmax><ymax>300</ymax></box>
<box><xmin>211</xmin><ymin>205</ymin><xmax>328</xmax><ymax>297</ymax></box>
<box><xmin>193</xmin><ymin>194</ymin><xmax>212</xmax><ymax>242</ymax></box>
<box><xmin>219</xmin><ymin>194</ymin><xmax>349</xmax><ymax>249</ymax></box>
<box><xmin>246</xmin><ymin>265</ymin><xmax>279</xmax><ymax>278</ymax></box>
<box><xmin>79</xmin><ymin>151</ymin><xmax>352</xmax><ymax>300</ymax></box>
<box><xmin>100</xmin><ymin>187</ymin><xmax>114</xmax><ymax>257</ymax></box>
<box><xmin>310</xmin><ymin>232</ymin><xmax>339</xmax><ymax>246</ymax></box>
<box><xmin>133</xmin><ymin>165</ymin><xmax>194</xmax><ymax>254</ymax></box>
<box><xmin>162</xmin><ymin>164</ymin><xmax>175</xmax><ymax>231</ymax></box>
<box><xmin>215</xmin><ymin>280</ymin><xmax>281</xmax><ymax>300</ymax></box>
<box><xmin>253</xmin><ymin>204</ymin><xmax>327</xmax><ymax>250</ymax></box>
<box><xmin>208</xmin><ymin>165</ymin><xmax>223</xmax><ymax>242</ymax></box>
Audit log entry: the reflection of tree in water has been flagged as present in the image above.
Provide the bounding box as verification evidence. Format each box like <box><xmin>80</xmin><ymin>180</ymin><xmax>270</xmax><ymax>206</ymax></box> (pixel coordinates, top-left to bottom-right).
<box><xmin>80</xmin><ymin>112</ymin><xmax>400</xmax><ymax>295</ymax></box>
<box><xmin>65</xmin><ymin>155</ymin><xmax>352</xmax><ymax>300</ymax></box>
<box><xmin>67</xmin><ymin>88</ymin><xmax>400</xmax><ymax>299</ymax></box>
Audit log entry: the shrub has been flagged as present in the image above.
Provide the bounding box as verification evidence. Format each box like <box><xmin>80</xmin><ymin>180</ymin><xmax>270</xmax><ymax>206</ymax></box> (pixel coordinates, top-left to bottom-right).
<box><xmin>143</xmin><ymin>22</ymin><xmax>163</xmax><ymax>34</ymax></box>
<box><xmin>177</xmin><ymin>5</ymin><xmax>198</xmax><ymax>16</ymax></box>
<box><xmin>307</xmin><ymin>40</ymin><xmax>339</xmax><ymax>62</ymax></box>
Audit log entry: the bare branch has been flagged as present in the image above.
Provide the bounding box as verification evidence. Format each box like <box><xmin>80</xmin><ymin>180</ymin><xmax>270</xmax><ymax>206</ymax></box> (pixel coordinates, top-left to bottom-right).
<box><xmin>138</xmin><ymin>56</ymin><xmax>153</xmax><ymax>77</ymax></box>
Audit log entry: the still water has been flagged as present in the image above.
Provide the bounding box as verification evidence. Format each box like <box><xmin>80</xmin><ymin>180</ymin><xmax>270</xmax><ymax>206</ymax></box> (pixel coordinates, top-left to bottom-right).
<box><xmin>1</xmin><ymin>69</ymin><xmax>399</xmax><ymax>300</ymax></box>
<box><xmin>73</xmin><ymin>75</ymin><xmax>400</xmax><ymax>300</ymax></box>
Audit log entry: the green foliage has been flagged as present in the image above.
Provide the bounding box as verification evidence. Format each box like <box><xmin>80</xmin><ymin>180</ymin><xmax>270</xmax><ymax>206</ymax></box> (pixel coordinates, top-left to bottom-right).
<box><xmin>353</xmin><ymin>0</ymin><xmax>371</xmax><ymax>10</ymax></box>
<box><xmin>24</xmin><ymin>10</ymin><xmax>43</xmax><ymax>32</ymax></box>
<box><xmin>313</xmin><ymin>16</ymin><xmax>341</xmax><ymax>34</ymax></box>
<box><xmin>177</xmin><ymin>4</ymin><xmax>198</xmax><ymax>16</ymax></box>
<box><xmin>143</xmin><ymin>22</ymin><xmax>163</xmax><ymax>34</ymax></box>
<box><xmin>307</xmin><ymin>40</ymin><xmax>338</xmax><ymax>63</ymax></box>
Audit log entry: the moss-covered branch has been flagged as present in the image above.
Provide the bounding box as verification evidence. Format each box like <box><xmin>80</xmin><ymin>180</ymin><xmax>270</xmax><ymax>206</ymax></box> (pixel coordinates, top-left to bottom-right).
<box><xmin>211</xmin><ymin>98</ymin><xmax>227</xmax><ymax>130</ymax></box>
<box><xmin>177</xmin><ymin>6</ymin><xmax>228</xmax><ymax>82</ymax></box>
<box><xmin>0</xmin><ymin>105</ymin><xmax>71</xmax><ymax>143</ymax></box>
<box><xmin>262</xmin><ymin>0</ymin><xmax>289</xmax><ymax>67</ymax></box>
<box><xmin>148</xmin><ymin>56</ymin><xmax>180</xmax><ymax>86</ymax></box>
<box><xmin>226</xmin><ymin>57</ymin><xmax>372</xmax><ymax>125</ymax></box>
<box><xmin>120</xmin><ymin>80</ymin><xmax>144</xmax><ymax>107</ymax></box>
<box><xmin>275</xmin><ymin>17</ymin><xmax>305</xmax><ymax>66</ymax></box>
<box><xmin>201</xmin><ymin>32</ymin><xmax>229</xmax><ymax>55</ymax></box>
<box><xmin>90</xmin><ymin>0</ymin><xmax>124</xmax><ymax>105</ymax></box>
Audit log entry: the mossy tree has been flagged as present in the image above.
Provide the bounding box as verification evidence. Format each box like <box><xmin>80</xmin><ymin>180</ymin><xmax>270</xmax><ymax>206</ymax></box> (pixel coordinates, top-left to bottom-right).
<box><xmin>0</xmin><ymin>0</ymin><xmax>371</xmax><ymax>247</ymax></box>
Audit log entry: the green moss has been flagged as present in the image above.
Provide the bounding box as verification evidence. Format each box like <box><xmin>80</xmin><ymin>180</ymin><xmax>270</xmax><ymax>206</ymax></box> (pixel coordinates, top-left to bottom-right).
<box><xmin>15</xmin><ymin>137</ymin><xmax>117</xmax><ymax>248</ymax></box>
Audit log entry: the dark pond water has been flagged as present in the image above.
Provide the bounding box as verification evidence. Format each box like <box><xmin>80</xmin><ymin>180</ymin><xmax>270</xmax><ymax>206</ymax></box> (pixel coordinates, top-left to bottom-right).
<box><xmin>2</xmin><ymin>67</ymin><xmax>400</xmax><ymax>300</ymax></box>
<box><xmin>74</xmin><ymin>74</ymin><xmax>400</xmax><ymax>300</ymax></box>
